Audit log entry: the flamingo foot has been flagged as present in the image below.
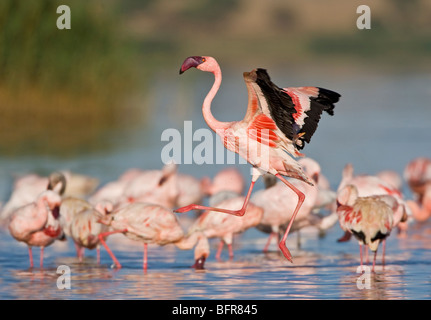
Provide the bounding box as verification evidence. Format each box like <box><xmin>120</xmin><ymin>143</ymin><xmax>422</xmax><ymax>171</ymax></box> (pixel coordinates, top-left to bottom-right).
<box><xmin>278</xmin><ymin>242</ymin><xmax>293</xmax><ymax>263</ymax></box>
<box><xmin>98</xmin><ymin>230</ymin><xmax>126</xmax><ymax>269</ymax></box>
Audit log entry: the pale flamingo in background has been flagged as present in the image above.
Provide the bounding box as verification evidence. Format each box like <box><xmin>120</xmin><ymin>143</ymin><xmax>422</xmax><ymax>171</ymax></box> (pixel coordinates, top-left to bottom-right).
<box><xmin>60</xmin><ymin>171</ymin><xmax>99</xmax><ymax>199</ymax></box>
<box><xmin>116</xmin><ymin>163</ymin><xmax>179</xmax><ymax>209</ymax></box>
<box><xmin>201</xmin><ymin>167</ymin><xmax>245</xmax><ymax>197</ymax></box>
<box><xmin>175</xmin><ymin>173</ymin><xmax>206</xmax><ymax>208</ymax></box>
<box><xmin>97</xmin><ymin>203</ymin><xmax>186</xmax><ymax>271</ymax></box>
<box><xmin>336</xmin><ymin>163</ymin><xmax>409</xmax><ymax>241</ymax></box>
<box><xmin>252</xmin><ymin>158</ymin><xmax>320</xmax><ymax>251</ymax></box>
<box><xmin>337</xmin><ymin>184</ymin><xmax>398</xmax><ymax>271</ymax></box>
<box><xmin>187</xmin><ymin>196</ymin><xmax>263</xmax><ymax>260</ymax></box>
<box><xmin>60</xmin><ymin>197</ymin><xmax>94</xmax><ymax>238</ymax></box>
<box><xmin>0</xmin><ymin>171</ymin><xmax>97</xmax><ymax>224</ymax></box>
<box><xmin>377</xmin><ymin>170</ymin><xmax>403</xmax><ymax>192</ymax></box>
<box><xmin>313</xmin><ymin>172</ymin><xmax>337</xmax><ymax>213</ymax></box>
<box><xmin>177</xmin><ymin>56</ymin><xmax>340</xmax><ymax>262</ymax></box>
<box><xmin>376</xmin><ymin>169</ymin><xmax>409</xmax><ymax>232</ymax></box>
<box><xmin>404</xmin><ymin>157</ymin><xmax>431</xmax><ymax>201</ymax></box>
<box><xmin>59</xmin><ymin>197</ymin><xmax>113</xmax><ymax>260</ymax></box>
<box><xmin>69</xmin><ymin>201</ymin><xmax>113</xmax><ymax>263</ymax></box>
<box><xmin>88</xmin><ymin>168</ymin><xmax>144</xmax><ymax>206</ymax></box>
<box><xmin>8</xmin><ymin>189</ymin><xmax>64</xmax><ymax>268</ymax></box>
<box><xmin>202</xmin><ymin>167</ymin><xmax>245</xmax><ymax>209</ymax></box>
<box><xmin>403</xmin><ymin>157</ymin><xmax>431</xmax><ymax>222</ymax></box>
<box><xmin>406</xmin><ymin>184</ymin><xmax>431</xmax><ymax>222</ymax></box>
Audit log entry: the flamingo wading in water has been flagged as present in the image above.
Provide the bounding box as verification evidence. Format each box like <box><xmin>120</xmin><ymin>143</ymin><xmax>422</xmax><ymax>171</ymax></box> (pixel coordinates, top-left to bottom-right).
<box><xmin>177</xmin><ymin>56</ymin><xmax>341</xmax><ymax>262</ymax></box>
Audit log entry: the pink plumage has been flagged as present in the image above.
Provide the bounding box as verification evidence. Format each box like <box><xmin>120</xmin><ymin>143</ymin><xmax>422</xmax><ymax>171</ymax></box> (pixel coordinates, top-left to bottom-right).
<box><xmin>177</xmin><ymin>56</ymin><xmax>341</xmax><ymax>263</ymax></box>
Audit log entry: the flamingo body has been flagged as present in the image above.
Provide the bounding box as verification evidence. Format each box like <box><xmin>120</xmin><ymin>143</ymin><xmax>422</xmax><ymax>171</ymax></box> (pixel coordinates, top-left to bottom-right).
<box><xmin>98</xmin><ymin>203</ymin><xmax>185</xmax><ymax>270</ymax></box>
<box><xmin>70</xmin><ymin>208</ymin><xmax>108</xmax><ymax>262</ymax></box>
<box><xmin>188</xmin><ymin>196</ymin><xmax>263</xmax><ymax>259</ymax></box>
<box><xmin>8</xmin><ymin>190</ymin><xmax>63</xmax><ymax>267</ymax></box>
<box><xmin>337</xmin><ymin>184</ymin><xmax>396</xmax><ymax>270</ymax></box>
<box><xmin>338</xmin><ymin>164</ymin><xmax>409</xmax><ymax>228</ymax></box>
<box><xmin>177</xmin><ymin>56</ymin><xmax>341</xmax><ymax>262</ymax></box>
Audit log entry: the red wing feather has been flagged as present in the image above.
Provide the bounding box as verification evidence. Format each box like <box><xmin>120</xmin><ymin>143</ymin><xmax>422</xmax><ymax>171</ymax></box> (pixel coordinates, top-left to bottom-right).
<box><xmin>247</xmin><ymin>114</ymin><xmax>278</xmax><ymax>147</ymax></box>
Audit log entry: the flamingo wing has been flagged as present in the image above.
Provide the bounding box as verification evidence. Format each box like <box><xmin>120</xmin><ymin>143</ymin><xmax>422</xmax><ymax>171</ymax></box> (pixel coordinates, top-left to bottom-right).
<box><xmin>242</xmin><ymin>70</ymin><xmax>286</xmax><ymax>148</ymax></box>
<box><xmin>252</xmin><ymin>68</ymin><xmax>340</xmax><ymax>150</ymax></box>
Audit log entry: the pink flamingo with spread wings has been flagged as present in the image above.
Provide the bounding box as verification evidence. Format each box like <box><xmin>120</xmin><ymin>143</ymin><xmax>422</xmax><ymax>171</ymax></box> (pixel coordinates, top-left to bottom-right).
<box><xmin>176</xmin><ymin>56</ymin><xmax>340</xmax><ymax>262</ymax></box>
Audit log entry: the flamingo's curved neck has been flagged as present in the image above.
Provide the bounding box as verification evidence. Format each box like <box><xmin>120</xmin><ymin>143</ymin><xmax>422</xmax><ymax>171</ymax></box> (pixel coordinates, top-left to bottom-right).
<box><xmin>174</xmin><ymin>232</ymin><xmax>199</xmax><ymax>250</ymax></box>
<box><xmin>202</xmin><ymin>66</ymin><xmax>230</xmax><ymax>131</ymax></box>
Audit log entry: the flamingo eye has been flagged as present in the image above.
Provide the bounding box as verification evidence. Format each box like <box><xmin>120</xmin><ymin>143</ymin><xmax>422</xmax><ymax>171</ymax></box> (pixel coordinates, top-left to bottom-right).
<box><xmin>201</xmin><ymin>57</ymin><xmax>206</xmax><ymax>63</ymax></box>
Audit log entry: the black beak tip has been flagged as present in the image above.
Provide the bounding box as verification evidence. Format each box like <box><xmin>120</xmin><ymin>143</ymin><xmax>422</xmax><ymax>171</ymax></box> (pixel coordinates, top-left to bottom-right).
<box><xmin>179</xmin><ymin>69</ymin><xmax>184</xmax><ymax>75</ymax></box>
<box><xmin>191</xmin><ymin>256</ymin><xmax>206</xmax><ymax>270</ymax></box>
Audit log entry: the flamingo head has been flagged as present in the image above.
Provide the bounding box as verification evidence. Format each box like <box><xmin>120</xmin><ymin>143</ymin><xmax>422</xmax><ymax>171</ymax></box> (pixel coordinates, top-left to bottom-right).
<box><xmin>179</xmin><ymin>56</ymin><xmax>218</xmax><ymax>74</ymax></box>
<box><xmin>192</xmin><ymin>234</ymin><xmax>210</xmax><ymax>270</ymax></box>
<box><xmin>337</xmin><ymin>184</ymin><xmax>358</xmax><ymax>208</ymax></box>
<box><xmin>299</xmin><ymin>157</ymin><xmax>321</xmax><ymax>184</ymax></box>
<box><xmin>39</xmin><ymin>190</ymin><xmax>62</xmax><ymax>219</ymax></box>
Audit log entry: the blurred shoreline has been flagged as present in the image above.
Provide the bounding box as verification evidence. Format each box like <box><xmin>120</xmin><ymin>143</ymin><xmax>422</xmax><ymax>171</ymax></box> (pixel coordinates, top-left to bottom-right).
<box><xmin>0</xmin><ymin>0</ymin><xmax>430</xmax><ymax>157</ymax></box>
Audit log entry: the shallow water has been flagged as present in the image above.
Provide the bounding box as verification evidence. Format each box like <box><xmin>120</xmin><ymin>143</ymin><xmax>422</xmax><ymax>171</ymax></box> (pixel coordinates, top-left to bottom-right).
<box><xmin>0</xmin><ymin>69</ymin><xmax>430</xmax><ymax>300</ymax></box>
<box><xmin>2</xmin><ymin>221</ymin><xmax>431</xmax><ymax>300</ymax></box>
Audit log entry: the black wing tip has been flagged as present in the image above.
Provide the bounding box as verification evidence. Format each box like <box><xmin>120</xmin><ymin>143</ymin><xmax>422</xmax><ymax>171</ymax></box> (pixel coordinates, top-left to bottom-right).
<box><xmin>315</xmin><ymin>87</ymin><xmax>341</xmax><ymax>116</ymax></box>
<box><xmin>317</xmin><ymin>87</ymin><xmax>341</xmax><ymax>103</ymax></box>
<box><xmin>255</xmin><ymin>68</ymin><xmax>271</xmax><ymax>83</ymax></box>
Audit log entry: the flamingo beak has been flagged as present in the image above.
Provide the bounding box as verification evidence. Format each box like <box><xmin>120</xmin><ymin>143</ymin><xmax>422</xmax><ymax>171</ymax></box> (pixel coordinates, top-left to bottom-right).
<box><xmin>179</xmin><ymin>56</ymin><xmax>204</xmax><ymax>74</ymax></box>
<box><xmin>191</xmin><ymin>255</ymin><xmax>206</xmax><ymax>269</ymax></box>
<box><xmin>51</xmin><ymin>205</ymin><xmax>60</xmax><ymax>219</ymax></box>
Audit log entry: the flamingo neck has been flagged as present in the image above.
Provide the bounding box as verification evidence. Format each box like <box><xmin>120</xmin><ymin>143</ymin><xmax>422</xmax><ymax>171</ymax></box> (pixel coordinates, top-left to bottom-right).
<box><xmin>174</xmin><ymin>232</ymin><xmax>200</xmax><ymax>250</ymax></box>
<box><xmin>202</xmin><ymin>67</ymin><xmax>230</xmax><ymax>131</ymax></box>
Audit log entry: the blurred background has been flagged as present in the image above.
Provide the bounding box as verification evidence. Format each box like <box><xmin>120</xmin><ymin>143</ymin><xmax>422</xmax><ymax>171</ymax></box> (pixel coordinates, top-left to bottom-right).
<box><xmin>0</xmin><ymin>0</ymin><xmax>430</xmax><ymax>196</ymax></box>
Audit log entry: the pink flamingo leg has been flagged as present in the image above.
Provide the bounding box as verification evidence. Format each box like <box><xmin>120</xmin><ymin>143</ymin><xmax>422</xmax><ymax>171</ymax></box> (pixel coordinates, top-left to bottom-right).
<box><xmin>215</xmin><ymin>241</ymin><xmax>224</xmax><ymax>260</ymax></box>
<box><xmin>275</xmin><ymin>174</ymin><xmax>305</xmax><ymax>263</ymax></box>
<box><xmin>28</xmin><ymin>247</ymin><xmax>34</xmax><ymax>268</ymax></box>
<box><xmin>263</xmin><ymin>232</ymin><xmax>278</xmax><ymax>252</ymax></box>
<box><xmin>143</xmin><ymin>243</ymin><xmax>148</xmax><ymax>271</ymax></box>
<box><xmin>382</xmin><ymin>240</ymin><xmax>386</xmax><ymax>267</ymax></box>
<box><xmin>365</xmin><ymin>246</ymin><xmax>369</xmax><ymax>264</ymax></box>
<box><xmin>97</xmin><ymin>246</ymin><xmax>100</xmax><ymax>264</ymax></box>
<box><xmin>98</xmin><ymin>229</ymin><xmax>127</xmax><ymax>269</ymax></box>
<box><xmin>227</xmin><ymin>244</ymin><xmax>234</xmax><ymax>259</ymax></box>
<box><xmin>175</xmin><ymin>180</ymin><xmax>257</xmax><ymax>217</ymax></box>
<box><xmin>372</xmin><ymin>248</ymin><xmax>378</xmax><ymax>272</ymax></box>
<box><xmin>359</xmin><ymin>244</ymin><xmax>363</xmax><ymax>267</ymax></box>
<box><xmin>74</xmin><ymin>242</ymin><xmax>81</xmax><ymax>260</ymax></box>
<box><xmin>40</xmin><ymin>247</ymin><xmax>44</xmax><ymax>269</ymax></box>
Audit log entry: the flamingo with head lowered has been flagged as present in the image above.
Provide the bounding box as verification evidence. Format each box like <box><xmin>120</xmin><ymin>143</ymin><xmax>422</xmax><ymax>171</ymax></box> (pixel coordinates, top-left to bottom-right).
<box><xmin>176</xmin><ymin>56</ymin><xmax>341</xmax><ymax>262</ymax></box>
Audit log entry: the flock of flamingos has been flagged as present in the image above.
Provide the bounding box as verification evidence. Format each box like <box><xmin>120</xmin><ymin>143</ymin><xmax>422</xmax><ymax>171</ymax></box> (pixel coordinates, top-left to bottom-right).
<box><xmin>1</xmin><ymin>56</ymin><xmax>430</xmax><ymax>273</ymax></box>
